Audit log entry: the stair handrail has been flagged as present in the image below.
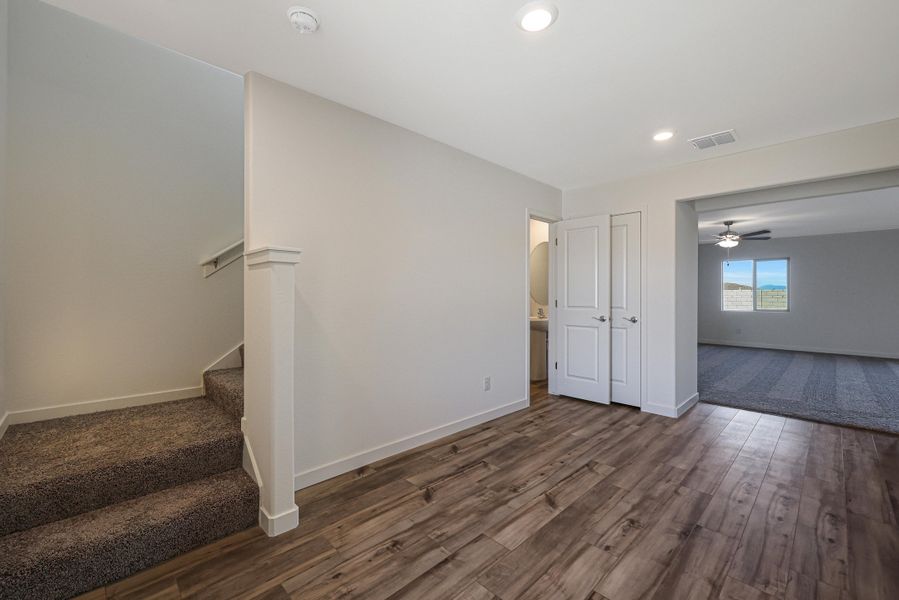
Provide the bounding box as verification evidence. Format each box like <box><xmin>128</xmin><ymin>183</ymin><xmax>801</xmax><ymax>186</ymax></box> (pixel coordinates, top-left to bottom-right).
<box><xmin>200</xmin><ymin>238</ymin><xmax>244</xmax><ymax>278</ymax></box>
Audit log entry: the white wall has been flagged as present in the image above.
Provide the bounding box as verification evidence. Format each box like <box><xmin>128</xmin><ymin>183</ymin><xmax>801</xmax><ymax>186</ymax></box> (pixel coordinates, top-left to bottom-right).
<box><xmin>2</xmin><ymin>0</ymin><xmax>244</xmax><ymax>419</ymax></box>
<box><xmin>675</xmin><ymin>202</ymin><xmax>698</xmax><ymax>405</ymax></box>
<box><xmin>698</xmin><ymin>229</ymin><xmax>899</xmax><ymax>359</ymax></box>
<box><xmin>0</xmin><ymin>0</ymin><xmax>9</xmax><ymax>433</ymax></box>
<box><xmin>563</xmin><ymin>118</ymin><xmax>899</xmax><ymax>417</ymax></box>
<box><xmin>243</xmin><ymin>73</ymin><xmax>562</xmax><ymax>488</ymax></box>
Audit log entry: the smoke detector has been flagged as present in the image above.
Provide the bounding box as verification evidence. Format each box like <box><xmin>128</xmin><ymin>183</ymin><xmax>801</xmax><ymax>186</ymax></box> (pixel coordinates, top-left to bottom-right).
<box><xmin>287</xmin><ymin>6</ymin><xmax>319</xmax><ymax>34</ymax></box>
<box><xmin>689</xmin><ymin>129</ymin><xmax>737</xmax><ymax>150</ymax></box>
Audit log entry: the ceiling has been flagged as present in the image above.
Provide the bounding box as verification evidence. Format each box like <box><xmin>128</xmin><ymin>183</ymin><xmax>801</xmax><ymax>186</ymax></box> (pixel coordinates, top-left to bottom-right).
<box><xmin>698</xmin><ymin>187</ymin><xmax>899</xmax><ymax>243</ymax></box>
<box><xmin>41</xmin><ymin>0</ymin><xmax>899</xmax><ymax>189</ymax></box>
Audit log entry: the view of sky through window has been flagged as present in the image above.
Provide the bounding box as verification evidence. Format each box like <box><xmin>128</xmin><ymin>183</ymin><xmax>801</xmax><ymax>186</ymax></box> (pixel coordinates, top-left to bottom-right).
<box><xmin>722</xmin><ymin>259</ymin><xmax>789</xmax><ymax>311</ymax></box>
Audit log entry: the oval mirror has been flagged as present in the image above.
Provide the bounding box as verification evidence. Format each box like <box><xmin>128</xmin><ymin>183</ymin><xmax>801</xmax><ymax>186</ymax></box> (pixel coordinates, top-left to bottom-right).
<box><xmin>529</xmin><ymin>241</ymin><xmax>549</xmax><ymax>306</ymax></box>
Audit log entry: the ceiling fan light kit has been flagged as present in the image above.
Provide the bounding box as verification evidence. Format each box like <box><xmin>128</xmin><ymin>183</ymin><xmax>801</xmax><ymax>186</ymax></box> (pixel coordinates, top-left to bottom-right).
<box><xmin>714</xmin><ymin>220</ymin><xmax>772</xmax><ymax>258</ymax></box>
<box><xmin>714</xmin><ymin>220</ymin><xmax>772</xmax><ymax>246</ymax></box>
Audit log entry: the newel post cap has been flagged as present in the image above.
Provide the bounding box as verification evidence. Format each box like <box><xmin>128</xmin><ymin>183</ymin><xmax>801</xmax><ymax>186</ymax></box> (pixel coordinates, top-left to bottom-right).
<box><xmin>245</xmin><ymin>246</ymin><xmax>303</xmax><ymax>266</ymax></box>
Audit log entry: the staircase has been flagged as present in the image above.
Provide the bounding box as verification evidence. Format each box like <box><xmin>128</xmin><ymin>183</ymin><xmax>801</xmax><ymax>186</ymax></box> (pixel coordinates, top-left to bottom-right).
<box><xmin>0</xmin><ymin>366</ymin><xmax>255</xmax><ymax>600</ymax></box>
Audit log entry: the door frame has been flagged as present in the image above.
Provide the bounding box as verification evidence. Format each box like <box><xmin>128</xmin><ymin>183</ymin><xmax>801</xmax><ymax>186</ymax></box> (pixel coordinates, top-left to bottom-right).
<box><xmin>525</xmin><ymin>209</ymin><xmax>561</xmax><ymax>405</ymax></box>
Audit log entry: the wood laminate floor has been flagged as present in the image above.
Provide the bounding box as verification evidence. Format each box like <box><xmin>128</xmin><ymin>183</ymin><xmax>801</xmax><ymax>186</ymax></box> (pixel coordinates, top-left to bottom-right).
<box><xmin>78</xmin><ymin>383</ymin><xmax>899</xmax><ymax>600</ymax></box>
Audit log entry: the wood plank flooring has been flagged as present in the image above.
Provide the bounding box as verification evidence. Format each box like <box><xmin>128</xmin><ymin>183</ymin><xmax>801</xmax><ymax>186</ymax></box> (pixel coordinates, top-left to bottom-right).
<box><xmin>78</xmin><ymin>383</ymin><xmax>899</xmax><ymax>600</ymax></box>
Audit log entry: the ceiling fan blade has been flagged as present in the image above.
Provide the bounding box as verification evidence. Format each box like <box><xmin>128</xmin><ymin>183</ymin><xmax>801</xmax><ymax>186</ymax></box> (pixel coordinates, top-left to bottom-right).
<box><xmin>739</xmin><ymin>229</ymin><xmax>771</xmax><ymax>238</ymax></box>
<box><xmin>741</xmin><ymin>236</ymin><xmax>771</xmax><ymax>240</ymax></box>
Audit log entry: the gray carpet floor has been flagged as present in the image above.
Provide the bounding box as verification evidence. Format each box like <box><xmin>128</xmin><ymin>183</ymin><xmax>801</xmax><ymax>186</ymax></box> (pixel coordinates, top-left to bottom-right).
<box><xmin>698</xmin><ymin>344</ymin><xmax>899</xmax><ymax>434</ymax></box>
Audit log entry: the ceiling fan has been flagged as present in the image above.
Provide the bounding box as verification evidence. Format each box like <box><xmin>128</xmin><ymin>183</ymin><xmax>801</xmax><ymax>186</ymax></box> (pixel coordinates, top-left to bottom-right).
<box><xmin>714</xmin><ymin>220</ymin><xmax>771</xmax><ymax>248</ymax></box>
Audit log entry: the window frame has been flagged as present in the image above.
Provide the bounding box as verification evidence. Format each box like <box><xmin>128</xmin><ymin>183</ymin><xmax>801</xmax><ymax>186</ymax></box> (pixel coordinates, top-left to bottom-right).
<box><xmin>721</xmin><ymin>257</ymin><xmax>790</xmax><ymax>313</ymax></box>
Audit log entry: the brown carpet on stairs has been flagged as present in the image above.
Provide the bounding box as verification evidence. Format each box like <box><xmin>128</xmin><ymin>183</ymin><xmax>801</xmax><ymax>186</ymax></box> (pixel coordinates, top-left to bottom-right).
<box><xmin>0</xmin><ymin>468</ymin><xmax>258</xmax><ymax>600</ymax></box>
<box><xmin>204</xmin><ymin>367</ymin><xmax>245</xmax><ymax>421</ymax></box>
<box><xmin>0</xmin><ymin>398</ymin><xmax>243</xmax><ymax>536</ymax></box>
<box><xmin>0</xmin><ymin>367</ymin><xmax>253</xmax><ymax>599</ymax></box>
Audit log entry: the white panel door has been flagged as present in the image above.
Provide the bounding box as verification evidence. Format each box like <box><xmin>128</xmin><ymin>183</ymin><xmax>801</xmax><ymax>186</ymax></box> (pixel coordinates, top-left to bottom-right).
<box><xmin>555</xmin><ymin>215</ymin><xmax>611</xmax><ymax>404</ymax></box>
<box><xmin>610</xmin><ymin>212</ymin><xmax>642</xmax><ymax>407</ymax></box>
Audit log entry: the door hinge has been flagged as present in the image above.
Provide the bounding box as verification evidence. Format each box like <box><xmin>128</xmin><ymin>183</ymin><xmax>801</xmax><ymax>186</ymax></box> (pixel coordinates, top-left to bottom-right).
<box><xmin>554</xmin><ymin>362</ymin><xmax>558</xmax><ymax>370</ymax></box>
<box><xmin>555</xmin><ymin>238</ymin><xmax>558</xmax><ymax>246</ymax></box>
<box><xmin>555</xmin><ymin>299</ymin><xmax>558</xmax><ymax>307</ymax></box>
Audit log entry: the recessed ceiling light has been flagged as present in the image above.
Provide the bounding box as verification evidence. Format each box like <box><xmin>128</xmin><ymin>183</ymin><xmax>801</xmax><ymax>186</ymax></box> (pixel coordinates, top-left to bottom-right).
<box><xmin>653</xmin><ymin>130</ymin><xmax>675</xmax><ymax>142</ymax></box>
<box><xmin>517</xmin><ymin>3</ymin><xmax>558</xmax><ymax>32</ymax></box>
<box><xmin>287</xmin><ymin>6</ymin><xmax>319</xmax><ymax>34</ymax></box>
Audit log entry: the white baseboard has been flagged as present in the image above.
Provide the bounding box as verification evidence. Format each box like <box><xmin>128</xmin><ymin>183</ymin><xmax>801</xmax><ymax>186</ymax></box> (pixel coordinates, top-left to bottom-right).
<box><xmin>676</xmin><ymin>392</ymin><xmax>700</xmax><ymax>417</ymax></box>
<box><xmin>643</xmin><ymin>392</ymin><xmax>699</xmax><ymax>419</ymax></box>
<box><xmin>0</xmin><ymin>411</ymin><xmax>9</xmax><ymax>440</ymax></box>
<box><xmin>3</xmin><ymin>386</ymin><xmax>203</xmax><ymax>427</ymax></box>
<box><xmin>699</xmin><ymin>339</ymin><xmax>899</xmax><ymax>360</ymax></box>
<box><xmin>259</xmin><ymin>505</ymin><xmax>299</xmax><ymax>537</ymax></box>
<box><xmin>294</xmin><ymin>397</ymin><xmax>529</xmax><ymax>490</ymax></box>
<box><xmin>205</xmin><ymin>342</ymin><xmax>244</xmax><ymax>373</ymax></box>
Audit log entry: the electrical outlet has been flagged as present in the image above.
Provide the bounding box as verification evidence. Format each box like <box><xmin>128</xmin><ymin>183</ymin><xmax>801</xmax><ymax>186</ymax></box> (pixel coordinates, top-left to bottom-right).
<box><xmin>483</xmin><ymin>376</ymin><xmax>491</xmax><ymax>391</ymax></box>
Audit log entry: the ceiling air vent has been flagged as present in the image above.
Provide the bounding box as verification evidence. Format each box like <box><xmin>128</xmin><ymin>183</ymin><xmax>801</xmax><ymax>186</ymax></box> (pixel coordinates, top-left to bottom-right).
<box><xmin>689</xmin><ymin>129</ymin><xmax>737</xmax><ymax>150</ymax></box>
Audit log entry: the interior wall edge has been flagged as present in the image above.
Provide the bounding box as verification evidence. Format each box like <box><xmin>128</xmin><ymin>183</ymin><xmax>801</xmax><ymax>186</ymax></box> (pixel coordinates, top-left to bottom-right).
<box><xmin>692</xmin><ymin>166</ymin><xmax>899</xmax><ymax>213</ymax></box>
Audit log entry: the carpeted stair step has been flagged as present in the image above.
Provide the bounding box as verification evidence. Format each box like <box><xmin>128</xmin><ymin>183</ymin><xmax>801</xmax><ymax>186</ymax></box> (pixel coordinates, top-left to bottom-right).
<box><xmin>0</xmin><ymin>398</ymin><xmax>243</xmax><ymax>536</ymax></box>
<box><xmin>204</xmin><ymin>367</ymin><xmax>244</xmax><ymax>421</ymax></box>
<box><xmin>0</xmin><ymin>468</ymin><xmax>258</xmax><ymax>600</ymax></box>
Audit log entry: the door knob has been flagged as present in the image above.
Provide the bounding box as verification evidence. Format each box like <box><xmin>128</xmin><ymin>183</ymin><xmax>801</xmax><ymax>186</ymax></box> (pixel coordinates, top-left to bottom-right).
<box><xmin>624</xmin><ymin>316</ymin><xmax>638</xmax><ymax>323</ymax></box>
<box><xmin>592</xmin><ymin>316</ymin><xmax>608</xmax><ymax>322</ymax></box>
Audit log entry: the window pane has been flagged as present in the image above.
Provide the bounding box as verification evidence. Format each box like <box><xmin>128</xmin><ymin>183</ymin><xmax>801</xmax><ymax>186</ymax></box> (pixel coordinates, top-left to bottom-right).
<box><xmin>756</xmin><ymin>259</ymin><xmax>789</xmax><ymax>310</ymax></box>
<box><xmin>722</xmin><ymin>260</ymin><xmax>754</xmax><ymax>311</ymax></box>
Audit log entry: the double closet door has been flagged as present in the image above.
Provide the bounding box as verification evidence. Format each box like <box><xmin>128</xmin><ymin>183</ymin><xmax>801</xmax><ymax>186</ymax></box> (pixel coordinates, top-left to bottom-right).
<box><xmin>552</xmin><ymin>212</ymin><xmax>641</xmax><ymax>406</ymax></box>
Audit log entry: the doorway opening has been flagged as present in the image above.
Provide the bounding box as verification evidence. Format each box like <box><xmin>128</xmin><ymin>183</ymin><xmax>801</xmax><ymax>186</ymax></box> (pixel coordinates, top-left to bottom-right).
<box><xmin>528</xmin><ymin>216</ymin><xmax>552</xmax><ymax>400</ymax></box>
<box><xmin>695</xmin><ymin>184</ymin><xmax>899</xmax><ymax>433</ymax></box>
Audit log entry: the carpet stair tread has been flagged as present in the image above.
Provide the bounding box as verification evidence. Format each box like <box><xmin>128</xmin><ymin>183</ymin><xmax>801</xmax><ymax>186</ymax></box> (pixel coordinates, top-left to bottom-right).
<box><xmin>203</xmin><ymin>367</ymin><xmax>244</xmax><ymax>421</ymax></box>
<box><xmin>0</xmin><ymin>468</ymin><xmax>258</xmax><ymax>600</ymax></box>
<box><xmin>0</xmin><ymin>397</ymin><xmax>243</xmax><ymax>536</ymax></box>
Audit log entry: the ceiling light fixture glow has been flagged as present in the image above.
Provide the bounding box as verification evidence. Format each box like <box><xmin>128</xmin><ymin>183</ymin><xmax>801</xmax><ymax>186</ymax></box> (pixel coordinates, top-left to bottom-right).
<box><xmin>716</xmin><ymin>237</ymin><xmax>740</xmax><ymax>248</ymax></box>
<box><xmin>517</xmin><ymin>3</ymin><xmax>558</xmax><ymax>32</ymax></box>
<box><xmin>653</xmin><ymin>130</ymin><xmax>675</xmax><ymax>142</ymax></box>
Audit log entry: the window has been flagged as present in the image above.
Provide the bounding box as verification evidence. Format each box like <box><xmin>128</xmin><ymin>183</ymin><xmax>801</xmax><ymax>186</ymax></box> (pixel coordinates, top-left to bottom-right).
<box><xmin>722</xmin><ymin>258</ymin><xmax>789</xmax><ymax>312</ymax></box>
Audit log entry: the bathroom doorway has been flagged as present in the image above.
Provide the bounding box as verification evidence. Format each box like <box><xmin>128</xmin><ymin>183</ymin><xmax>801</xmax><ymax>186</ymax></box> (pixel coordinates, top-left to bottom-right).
<box><xmin>527</xmin><ymin>214</ymin><xmax>554</xmax><ymax>401</ymax></box>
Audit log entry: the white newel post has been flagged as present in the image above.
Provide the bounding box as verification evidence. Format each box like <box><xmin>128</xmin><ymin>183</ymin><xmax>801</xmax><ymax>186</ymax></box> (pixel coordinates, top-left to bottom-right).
<box><xmin>243</xmin><ymin>246</ymin><xmax>302</xmax><ymax>536</ymax></box>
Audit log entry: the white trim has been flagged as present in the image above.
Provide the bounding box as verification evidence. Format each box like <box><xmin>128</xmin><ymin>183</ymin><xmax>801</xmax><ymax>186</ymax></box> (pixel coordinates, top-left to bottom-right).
<box><xmin>259</xmin><ymin>505</ymin><xmax>299</xmax><ymax>537</ymax></box>
<box><xmin>548</xmin><ymin>220</ymin><xmax>559</xmax><ymax>395</ymax></box>
<box><xmin>245</xmin><ymin>246</ymin><xmax>303</xmax><ymax>266</ymax></box>
<box><xmin>644</xmin><ymin>392</ymin><xmax>699</xmax><ymax>419</ymax></box>
<box><xmin>0</xmin><ymin>411</ymin><xmax>9</xmax><ymax>440</ymax></box>
<box><xmin>3</xmin><ymin>386</ymin><xmax>203</xmax><ymax>426</ymax></box>
<box><xmin>699</xmin><ymin>339</ymin><xmax>899</xmax><ymax>361</ymax></box>
<box><xmin>294</xmin><ymin>397</ymin><xmax>529</xmax><ymax>490</ymax></box>
<box><xmin>205</xmin><ymin>343</ymin><xmax>244</xmax><ymax>373</ymax></box>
